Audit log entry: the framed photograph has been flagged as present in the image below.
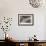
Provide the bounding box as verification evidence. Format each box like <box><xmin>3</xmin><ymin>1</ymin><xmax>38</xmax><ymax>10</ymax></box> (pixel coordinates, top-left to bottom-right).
<box><xmin>18</xmin><ymin>14</ymin><xmax>34</xmax><ymax>26</ymax></box>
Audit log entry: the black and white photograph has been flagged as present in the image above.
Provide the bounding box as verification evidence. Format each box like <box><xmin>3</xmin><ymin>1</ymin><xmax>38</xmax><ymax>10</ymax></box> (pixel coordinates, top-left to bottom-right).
<box><xmin>18</xmin><ymin>14</ymin><xmax>34</xmax><ymax>26</ymax></box>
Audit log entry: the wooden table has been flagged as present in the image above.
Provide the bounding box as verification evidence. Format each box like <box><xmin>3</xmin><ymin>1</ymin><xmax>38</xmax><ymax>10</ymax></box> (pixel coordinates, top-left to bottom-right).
<box><xmin>13</xmin><ymin>40</ymin><xmax>46</xmax><ymax>46</ymax></box>
<box><xmin>5</xmin><ymin>39</ymin><xmax>46</xmax><ymax>46</ymax></box>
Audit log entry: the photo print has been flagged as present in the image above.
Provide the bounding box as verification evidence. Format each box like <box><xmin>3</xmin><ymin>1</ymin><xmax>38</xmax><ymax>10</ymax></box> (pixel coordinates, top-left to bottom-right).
<box><xmin>18</xmin><ymin>14</ymin><xmax>34</xmax><ymax>26</ymax></box>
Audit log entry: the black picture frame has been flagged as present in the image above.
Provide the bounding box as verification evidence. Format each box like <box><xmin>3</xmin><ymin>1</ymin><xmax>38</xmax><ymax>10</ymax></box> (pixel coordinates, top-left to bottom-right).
<box><xmin>18</xmin><ymin>14</ymin><xmax>34</xmax><ymax>26</ymax></box>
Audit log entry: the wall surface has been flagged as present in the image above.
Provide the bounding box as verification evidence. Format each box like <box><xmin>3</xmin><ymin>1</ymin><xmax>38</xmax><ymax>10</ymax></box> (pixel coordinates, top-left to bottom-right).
<box><xmin>0</xmin><ymin>0</ymin><xmax>46</xmax><ymax>40</ymax></box>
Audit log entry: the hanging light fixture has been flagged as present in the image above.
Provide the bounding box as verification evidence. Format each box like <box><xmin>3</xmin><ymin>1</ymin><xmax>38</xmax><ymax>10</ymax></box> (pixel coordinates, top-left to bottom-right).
<box><xmin>29</xmin><ymin>0</ymin><xmax>45</xmax><ymax>8</ymax></box>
